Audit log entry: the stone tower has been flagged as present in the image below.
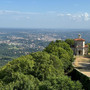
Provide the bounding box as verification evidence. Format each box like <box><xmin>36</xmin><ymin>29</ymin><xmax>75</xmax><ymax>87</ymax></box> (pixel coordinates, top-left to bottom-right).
<box><xmin>74</xmin><ymin>34</ymin><xmax>88</xmax><ymax>55</ymax></box>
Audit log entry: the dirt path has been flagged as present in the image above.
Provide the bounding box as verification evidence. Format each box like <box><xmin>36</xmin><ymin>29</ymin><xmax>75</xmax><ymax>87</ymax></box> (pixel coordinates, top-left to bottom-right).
<box><xmin>73</xmin><ymin>55</ymin><xmax>90</xmax><ymax>77</ymax></box>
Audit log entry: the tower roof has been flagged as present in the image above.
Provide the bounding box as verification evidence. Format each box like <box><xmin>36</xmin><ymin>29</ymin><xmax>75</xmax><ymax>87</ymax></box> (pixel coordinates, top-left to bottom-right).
<box><xmin>74</xmin><ymin>34</ymin><xmax>85</xmax><ymax>41</ymax></box>
<box><xmin>74</xmin><ymin>38</ymin><xmax>85</xmax><ymax>41</ymax></box>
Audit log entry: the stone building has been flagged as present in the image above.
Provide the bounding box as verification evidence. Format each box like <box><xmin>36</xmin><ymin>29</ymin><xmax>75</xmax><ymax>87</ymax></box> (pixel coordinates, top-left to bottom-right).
<box><xmin>72</xmin><ymin>34</ymin><xmax>88</xmax><ymax>55</ymax></box>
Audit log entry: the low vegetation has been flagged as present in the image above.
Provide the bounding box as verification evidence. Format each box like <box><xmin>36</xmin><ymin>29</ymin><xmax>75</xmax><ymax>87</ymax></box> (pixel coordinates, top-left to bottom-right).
<box><xmin>88</xmin><ymin>43</ymin><xmax>90</xmax><ymax>53</ymax></box>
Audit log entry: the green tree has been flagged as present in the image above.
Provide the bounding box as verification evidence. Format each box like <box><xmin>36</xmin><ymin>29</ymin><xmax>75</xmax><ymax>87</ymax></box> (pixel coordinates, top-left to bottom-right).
<box><xmin>65</xmin><ymin>39</ymin><xmax>74</xmax><ymax>47</ymax></box>
<box><xmin>31</xmin><ymin>51</ymin><xmax>64</xmax><ymax>80</ymax></box>
<box><xmin>0</xmin><ymin>41</ymin><xmax>83</xmax><ymax>90</ymax></box>
<box><xmin>44</xmin><ymin>40</ymin><xmax>74</xmax><ymax>72</ymax></box>
<box><xmin>39</xmin><ymin>76</ymin><xmax>83</xmax><ymax>90</ymax></box>
<box><xmin>0</xmin><ymin>73</ymin><xmax>40</xmax><ymax>90</ymax></box>
<box><xmin>88</xmin><ymin>43</ymin><xmax>90</xmax><ymax>53</ymax></box>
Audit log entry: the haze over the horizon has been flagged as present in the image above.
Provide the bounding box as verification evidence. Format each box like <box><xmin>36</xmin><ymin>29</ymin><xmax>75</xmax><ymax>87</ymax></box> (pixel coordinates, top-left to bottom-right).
<box><xmin>0</xmin><ymin>0</ymin><xmax>90</xmax><ymax>29</ymax></box>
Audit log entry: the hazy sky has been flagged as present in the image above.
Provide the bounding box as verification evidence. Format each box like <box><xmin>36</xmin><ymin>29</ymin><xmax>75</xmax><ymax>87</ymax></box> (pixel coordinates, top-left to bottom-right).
<box><xmin>0</xmin><ymin>0</ymin><xmax>90</xmax><ymax>29</ymax></box>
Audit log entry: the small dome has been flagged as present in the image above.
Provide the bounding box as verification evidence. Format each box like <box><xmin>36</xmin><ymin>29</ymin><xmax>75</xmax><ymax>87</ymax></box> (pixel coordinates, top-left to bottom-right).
<box><xmin>78</xmin><ymin>34</ymin><xmax>81</xmax><ymax>38</ymax></box>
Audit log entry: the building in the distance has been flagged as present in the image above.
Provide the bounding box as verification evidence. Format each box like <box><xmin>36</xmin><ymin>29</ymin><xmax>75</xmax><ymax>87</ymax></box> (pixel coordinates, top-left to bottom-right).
<box><xmin>72</xmin><ymin>34</ymin><xmax>88</xmax><ymax>55</ymax></box>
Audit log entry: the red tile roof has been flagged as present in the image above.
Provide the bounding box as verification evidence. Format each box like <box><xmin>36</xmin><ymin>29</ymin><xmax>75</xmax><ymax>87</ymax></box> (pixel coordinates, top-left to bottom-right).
<box><xmin>85</xmin><ymin>45</ymin><xmax>88</xmax><ymax>48</ymax></box>
<box><xmin>74</xmin><ymin>38</ymin><xmax>85</xmax><ymax>41</ymax></box>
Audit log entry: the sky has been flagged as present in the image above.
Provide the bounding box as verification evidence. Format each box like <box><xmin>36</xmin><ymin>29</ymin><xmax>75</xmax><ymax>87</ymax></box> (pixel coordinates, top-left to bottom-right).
<box><xmin>0</xmin><ymin>0</ymin><xmax>90</xmax><ymax>29</ymax></box>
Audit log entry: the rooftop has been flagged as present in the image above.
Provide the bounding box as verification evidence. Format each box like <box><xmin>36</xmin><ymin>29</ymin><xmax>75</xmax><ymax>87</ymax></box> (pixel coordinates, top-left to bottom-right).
<box><xmin>74</xmin><ymin>38</ymin><xmax>85</xmax><ymax>41</ymax></box>
<box><xmin>85</xmin><ymin>45</ymin><xmax>88</xmax><ymax>48</ymax></box>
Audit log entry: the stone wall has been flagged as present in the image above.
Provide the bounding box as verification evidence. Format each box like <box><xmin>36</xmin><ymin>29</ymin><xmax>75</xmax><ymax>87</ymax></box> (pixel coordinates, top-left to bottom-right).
<box><xmin>68</xmin><ymin>69</ymin><xmax>90</xmax><ymax>90</ymax></box>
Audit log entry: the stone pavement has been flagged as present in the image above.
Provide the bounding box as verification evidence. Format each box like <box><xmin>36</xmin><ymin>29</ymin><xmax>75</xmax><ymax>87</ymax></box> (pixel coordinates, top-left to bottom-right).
<box><xmin>73</xmin><ymin>55</ymin><xmax>90</xmax><ymax>77</ymax></box>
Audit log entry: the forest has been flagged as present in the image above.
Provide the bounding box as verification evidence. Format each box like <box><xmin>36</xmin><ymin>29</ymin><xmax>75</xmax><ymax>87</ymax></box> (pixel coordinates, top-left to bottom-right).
<box><xmin>0</xmin><ymin>40</ymin><xmax>83</xmax><ymax>90</ymax></box>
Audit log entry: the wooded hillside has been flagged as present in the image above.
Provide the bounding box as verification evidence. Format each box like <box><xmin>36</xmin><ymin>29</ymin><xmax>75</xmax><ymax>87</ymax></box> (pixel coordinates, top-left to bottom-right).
<box><xmin>0</xmin><ymin>40</ymin><xmax>83</xmax><ymax>90</ymax></box>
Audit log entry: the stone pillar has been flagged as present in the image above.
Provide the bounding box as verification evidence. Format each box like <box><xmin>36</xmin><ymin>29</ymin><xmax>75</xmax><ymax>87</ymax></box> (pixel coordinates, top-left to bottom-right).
<box><xmin>83</xmin><ymin>48</ymin><xmax>85</xmax><ymax>55</ymax></box>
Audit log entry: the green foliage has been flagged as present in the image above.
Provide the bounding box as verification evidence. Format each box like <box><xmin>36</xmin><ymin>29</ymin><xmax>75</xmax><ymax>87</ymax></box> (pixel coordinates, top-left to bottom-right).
<box><xmin>0</xmin><ymin>55</ymin><xmax>39</xmax><ymax>90</ymax></box>
<box><xmin>88</xmin><ymin>43</ymin><xmax>90</xmax><ymax>53</ymax></box>
<box><xmin>0</xmin><ymin>73</ymin><xmax>40</xmax><ymax>90</ymax></box>
<box><xmin>44</xmin><ymin>40</ymin><xmax>74</xmax><ymax>72</ymax></box>
<box><xmin>39</xmin><ymin>76</ymin><xmax>83</xmax><ymax>90</ymax></box>
<box><xmin>65</xmin><ymin>39</ymin><xmax>74</xmax><ymax>47</ymax></box>
<box><xmin>0</xmin><ymin>55</ymin><xmax>34</xmax><ymax>82</ymax></box>
<box><xmin>0</xmin><ymin>40</ymin><xmax>83</xmax><ymax>90</ymax></box>
<box><xmin>31</xmin><ymin>52</ymin><xmax>64</xmax><ymax>80</ymax></box>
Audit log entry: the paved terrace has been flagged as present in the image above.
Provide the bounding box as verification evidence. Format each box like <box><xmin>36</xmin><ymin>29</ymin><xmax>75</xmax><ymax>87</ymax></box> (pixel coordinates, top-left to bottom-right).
<box><xmin>73</xmin><ymin>55</ymin><xmax>90</xmax><ymax>77</ymax></box>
